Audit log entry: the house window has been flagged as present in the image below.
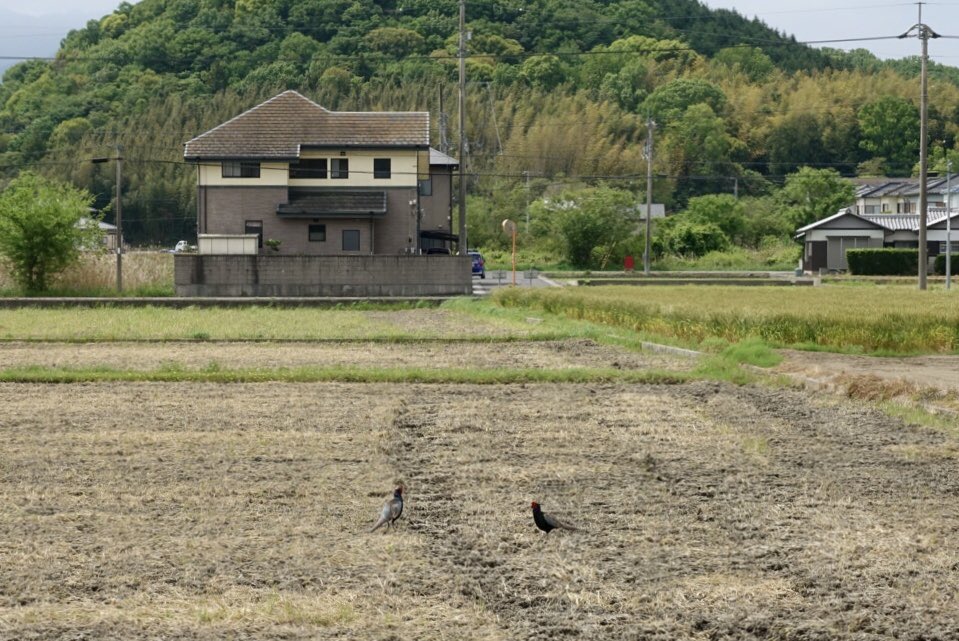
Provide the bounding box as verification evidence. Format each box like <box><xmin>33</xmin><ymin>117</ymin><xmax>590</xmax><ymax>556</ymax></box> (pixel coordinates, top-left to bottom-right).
<box><xmin>309</xmin><ymin>224</ymin><xmax>326</xmax><ymax>242</ymax></box>
<box><xmin>939</xmin><ymin>241</ymin><xmax>959</xmax><ymax>254</ymax></box>
<box><xmin>245</xmin><ymin>220</ymin><xmax>263</xmax><ymax>248</ymax></box>
<box><xmin>881</xmin><ymin>203</ymin><xmax>890</xmax><ymax>213</ymax></box>
<box><xmin>222</xmin><ymin>161</ymin><xmax>260</xmax><ymax>178</ymax></box>
<box><xmin>373</xmin><ymin>158</ymin><xmax>391</xmax><ymax>179</ymax></box>
<box><xmin>864</xmin><ymin>205</ymin><xmax>878</xmax><ymax>214</ymax></box>
<box><xmin>418</xmin><ymin>178</ymin><xmax>432</xmax><ymax>196</ymax></box>
<box><xmin>290</xmin><ymin>159</ymin><xmax>327</xmax><ymax>179</ymax></box>
<box><xmin>331</xmin><ymin>158</ymin><xmax>349</xmax><ymax>179</ymax></box>
<box><xmin>342</xmin><ymin>229</ymin><xmax>360</xmax><ymax>251</ymax></box>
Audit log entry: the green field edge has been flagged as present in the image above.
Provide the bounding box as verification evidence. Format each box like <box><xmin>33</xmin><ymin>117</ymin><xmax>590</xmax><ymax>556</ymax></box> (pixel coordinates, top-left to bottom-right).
<box><xmin>0</xmin><ymin>365</ymin><xmax>698</xmax><ymax>385</ymax></box>
<box><xmin>0</xmin><ymin>334</ymin><xmax>579</xmax><ymax>345</ymax></box>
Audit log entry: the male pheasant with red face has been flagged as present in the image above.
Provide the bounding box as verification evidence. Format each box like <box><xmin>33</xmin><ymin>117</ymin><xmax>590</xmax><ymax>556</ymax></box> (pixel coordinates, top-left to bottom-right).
<box><xmin>531</xmin><ymin>501</ymin><xmax>579</xmax><ymax>535</ymax></box>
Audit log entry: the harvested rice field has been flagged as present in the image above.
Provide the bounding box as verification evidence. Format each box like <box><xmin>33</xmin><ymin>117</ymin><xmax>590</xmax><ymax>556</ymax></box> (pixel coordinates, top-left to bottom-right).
<box><xmin>0</xmin><ymin>339</ymin><xmax>687</xmax><ymax>373</ymax></box>
<box><xmin>3</xmin><ymin>371</ymin><xmax>959</xmax><ymax>639</ymax></box>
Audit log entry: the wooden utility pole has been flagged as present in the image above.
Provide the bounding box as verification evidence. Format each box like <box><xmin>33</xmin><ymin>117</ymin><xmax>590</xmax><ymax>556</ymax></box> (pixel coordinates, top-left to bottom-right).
<box><xmin>438</xmin><ymin>87</ymin><xmax>449</xmax><ymax>156</ymax></box>
<box><xmin>457</xmin><ymin>0</ymin><xmax>468</xmax><ymax>254</ymax></box>
<box><xmin>902</xmin><ymin>3</ymin><xmax>939</xmax><ymax>289</ymax></box>
<box><xmin>115</xmin><ymin>144</ymin><xmax>123</xmax><ymax>292</ymax></box>
<box><xmin>644</xmin><ymin>118</ymin><xmax>655</xmax><ymax>275</ymax></box>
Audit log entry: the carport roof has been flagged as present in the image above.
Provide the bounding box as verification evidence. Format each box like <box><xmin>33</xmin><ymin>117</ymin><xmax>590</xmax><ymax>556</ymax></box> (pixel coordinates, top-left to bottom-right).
<box><xmin>277</xmin><ymin>190</ymin><xmax>387</xmax><ymax>218</ymax></box>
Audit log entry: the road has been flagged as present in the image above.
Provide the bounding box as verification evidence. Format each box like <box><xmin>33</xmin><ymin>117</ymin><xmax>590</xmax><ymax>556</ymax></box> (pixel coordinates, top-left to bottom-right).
<box><xmin>472</xmin><ymin>269</ymin><xmax>561</xmax><ymax>295</ymax></box>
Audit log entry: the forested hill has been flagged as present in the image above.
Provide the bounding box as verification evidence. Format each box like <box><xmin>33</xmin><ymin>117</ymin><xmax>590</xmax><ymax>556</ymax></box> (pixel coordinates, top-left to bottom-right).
<box><xmin>1</xmin><ymin>0</ymin><xmax>958</xmax><ymax>244</ymax></box>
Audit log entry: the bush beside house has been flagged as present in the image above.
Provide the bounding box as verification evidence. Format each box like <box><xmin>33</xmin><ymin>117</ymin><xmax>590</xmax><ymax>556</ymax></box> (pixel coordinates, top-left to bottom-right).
<box><xmin>846</xmin><ymin>249</ymin><xmax>918</xmax><ymax>276</ymax></box>
<box><xmin>933</xmin><ymin>253</ymin><xmax>959</xmax><ymax>275</ymax></box>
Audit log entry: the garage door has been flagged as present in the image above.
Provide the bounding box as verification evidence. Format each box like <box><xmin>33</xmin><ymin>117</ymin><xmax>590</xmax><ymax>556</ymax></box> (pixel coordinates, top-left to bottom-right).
<box><xmin>826</xmin><ymin>236</ymin><xmax>874</xmax><ymax>271</ymax></box>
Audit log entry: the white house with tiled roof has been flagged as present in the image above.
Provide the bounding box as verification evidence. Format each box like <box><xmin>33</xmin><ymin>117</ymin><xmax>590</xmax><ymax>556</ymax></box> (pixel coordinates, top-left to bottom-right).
<box><xmin>796</xmin><ymin>208</ymin><xmax>959</xmax><ymax>272</ymax></box>
<box><xmin>183</xmin><ymin>90</ymin><xmax>458</xmax><ymax>256</ymax></box>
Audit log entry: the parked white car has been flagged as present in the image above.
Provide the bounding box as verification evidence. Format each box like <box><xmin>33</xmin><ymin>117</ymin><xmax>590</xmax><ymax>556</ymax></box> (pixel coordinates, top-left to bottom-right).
<box><xmin>172</xmin><ymin>240</ymin><xmax>192</xmax><ymax>253</ymax></box>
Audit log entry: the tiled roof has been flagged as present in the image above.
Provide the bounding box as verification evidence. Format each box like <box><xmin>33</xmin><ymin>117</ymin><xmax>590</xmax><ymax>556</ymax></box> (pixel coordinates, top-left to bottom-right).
<box><xmin>798</xmin><ymin>207</ymin><xmax>959</xmax><ymax>235</ymax></box>
<box><xmin>184</xmin><ymin>91</ymin><xmax>429</xmax><ymax>159</ymax></box>
<box><xmin>857</xmin><ymin>178</ymin><xmax>950</xmax><ymax>198</ymax></box>
<box><xmin>861</xmin><ymin>214</ymin><xmax>919</xmax><ymax>231</ymax></box>
<box><xmin>862</xmin><ymin>208</ymin><xmax>954</xmax><ymax>230</ymax></box>
<box><xmin>277</xmin><ymin>189</ymin><xmax>387</xmax><ymax>217</ymax></box>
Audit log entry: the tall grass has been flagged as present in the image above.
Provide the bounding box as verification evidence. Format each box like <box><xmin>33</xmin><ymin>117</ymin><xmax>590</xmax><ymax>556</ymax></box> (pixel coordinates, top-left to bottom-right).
<box><xmin>494</xmin><ymin>285</ymin><xmax>959</xmax><ymax>354</ymax></box>
<box><xmin>0</xmin><ymin>252</ymin><xmax>173</xmax><ymax>296</ymax></box>
<box><xmin>655</xmin><ymin>239</ymin><xmax>800</xmax><ymax>271</ymax></box>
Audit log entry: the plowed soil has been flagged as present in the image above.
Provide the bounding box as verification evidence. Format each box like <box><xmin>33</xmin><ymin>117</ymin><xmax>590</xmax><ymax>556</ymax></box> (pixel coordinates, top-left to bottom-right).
<box><xmin>3</xmin><ymin>379</ymin><xmax>959</xmax><ymax>639</ymax></box>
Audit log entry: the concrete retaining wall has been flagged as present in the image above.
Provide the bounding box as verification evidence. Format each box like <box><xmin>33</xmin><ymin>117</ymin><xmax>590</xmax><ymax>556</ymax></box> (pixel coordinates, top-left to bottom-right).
<box><xmin>175</xmin><ymin>254</ymin><xmax>472</xmax><ymax>297</ymax></box>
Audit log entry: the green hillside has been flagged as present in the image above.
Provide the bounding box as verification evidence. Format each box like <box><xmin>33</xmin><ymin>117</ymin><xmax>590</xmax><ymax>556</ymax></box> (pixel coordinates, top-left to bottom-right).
<box><xmin>0</xmin><ymin>0</ymin><xmax>956</xmax><ymax>248</ymax></box>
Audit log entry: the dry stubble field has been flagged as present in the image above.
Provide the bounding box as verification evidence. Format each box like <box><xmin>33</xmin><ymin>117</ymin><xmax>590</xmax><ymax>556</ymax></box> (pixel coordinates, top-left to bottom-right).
<box><xmin>3</xmin><ymin>324</ymin><xmax>959</xmax><ymax>639</ymax></box>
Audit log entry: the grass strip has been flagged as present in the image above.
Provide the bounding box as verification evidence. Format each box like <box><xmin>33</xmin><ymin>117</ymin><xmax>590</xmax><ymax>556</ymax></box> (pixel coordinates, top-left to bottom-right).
<box><xmin>0</xmin><ymin>334</ymin><xmax>580</xmax><ymax>345</ymax></box>
<box><xmin>0</xmin><ymin>365</ymin><xmax>695</xmax><ymax>385</ymax></box>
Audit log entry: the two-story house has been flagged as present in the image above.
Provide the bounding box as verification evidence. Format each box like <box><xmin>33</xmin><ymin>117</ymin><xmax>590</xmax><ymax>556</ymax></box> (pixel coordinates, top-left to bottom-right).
<box><xmin>853</xmin><ymin>178</ymin><xmax>950</xmax><ymax>215</ymax></box>
<box><xmin>183</xmin><ymin>90</ymin><xmax>457</xmax><ymax>256</ymax></box>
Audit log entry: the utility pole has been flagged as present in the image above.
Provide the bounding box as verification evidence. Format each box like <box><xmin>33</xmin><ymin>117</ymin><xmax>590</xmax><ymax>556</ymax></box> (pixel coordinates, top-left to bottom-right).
<box><xmin>438</xmin><ymin>87</ymin><xmax>449</xmax><ymax>156</ymax></box>
<box><xmin>948</xmin><ymin>160</ymin><xmax>953</xmax><ymax>290</ymax></box>
<box><xmin>644</xmin><ymin>118</ymin><xmax>656</xmax><ymax>275</ymax></box>
<box><xmin>92</xmin><ymin>143</ymin><xmax>123</xmax><ymax>292</ymax></box>
<box><xmin>457</xmin><ymin>0</ymin><xmax>468</xmax><ymax>254</ymax></box>
<box><xmin>524</xmin><ymin>170</ymin><xmax>531</xmax><ymax>234</ymax></box>
<box><xmin>901</xmin><ymin>2</ymin><xmax>939</xmax><ymax>289</ymax></box>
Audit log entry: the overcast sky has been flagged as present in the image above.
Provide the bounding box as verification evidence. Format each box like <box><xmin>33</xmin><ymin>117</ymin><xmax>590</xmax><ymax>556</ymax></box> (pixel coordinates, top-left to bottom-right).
<box><xmin>1</xmin><ymin>0</ymin><xmax>958</xmax><ymax>66</ymax></box>
<box><xmin>702</xmin><ymin>1</ymin><xmax>959</xmax><ymax>64</ymax></box>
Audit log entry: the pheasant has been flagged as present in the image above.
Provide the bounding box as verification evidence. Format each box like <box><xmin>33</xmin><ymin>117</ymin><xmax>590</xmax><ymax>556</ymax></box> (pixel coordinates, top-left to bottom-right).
<box><xmin>531</xmin><ymin>501</ymin><xmax>579</xmax><ymax>535</ymax></box>
<box><xmin>371</xmin><ymin>486</ymin><xmax>404</xmax><ymax>532</ymax></box>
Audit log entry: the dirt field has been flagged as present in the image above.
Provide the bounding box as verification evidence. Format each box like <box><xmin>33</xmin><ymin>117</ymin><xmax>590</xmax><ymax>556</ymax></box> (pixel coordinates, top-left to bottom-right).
<box><xmin>4</xmin><ymin>376</ymin><xmax>959</xmax><ymax>639</ymax></box>
<box><xmin>776</xmin><ymin>349</ymin><xmax>959</xmax><ymax>396</ymax></box>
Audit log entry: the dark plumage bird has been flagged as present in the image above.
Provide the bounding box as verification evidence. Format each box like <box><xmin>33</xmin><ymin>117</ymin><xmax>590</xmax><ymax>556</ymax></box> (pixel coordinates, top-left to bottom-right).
<box><xmin>371</xmin><ymin>486</ymin><xmax>404</xmax><ymax>532</ymax></box>
<box><xmin>531</xmin><ymin>501</ymin><xmax>579</xmax><ymax>535</ymax></box>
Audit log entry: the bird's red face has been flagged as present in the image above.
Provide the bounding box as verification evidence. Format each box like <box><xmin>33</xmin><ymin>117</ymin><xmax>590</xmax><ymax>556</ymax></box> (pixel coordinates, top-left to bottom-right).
<box><xmin>395</xmin><ymin>486</ymin><xmax>403</xmax><ymax>495</ymax></box>
<box><xmin>531</xmin><ymin>501</ymin><xmax>539</xmax><ymax>510</ymax></box>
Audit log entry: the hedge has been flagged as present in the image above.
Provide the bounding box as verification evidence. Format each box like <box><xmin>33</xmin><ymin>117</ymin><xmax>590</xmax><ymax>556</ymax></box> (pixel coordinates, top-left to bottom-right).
<box><xmin>933</xmin><ymin>253</ymin><xmax>959</xmax><ymax>275</ymax></box>
<box><xmin>846</xmin><ymin>248</ymin><xmax>918</xmax><ymax>275</ymax></box>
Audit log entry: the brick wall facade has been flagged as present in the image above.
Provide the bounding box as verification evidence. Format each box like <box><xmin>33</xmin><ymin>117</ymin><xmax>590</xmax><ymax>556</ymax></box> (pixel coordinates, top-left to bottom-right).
<box><xmin>197</xmin><ymin>186</ymin><xmax>423</xmax><ymax>255</ymax></box>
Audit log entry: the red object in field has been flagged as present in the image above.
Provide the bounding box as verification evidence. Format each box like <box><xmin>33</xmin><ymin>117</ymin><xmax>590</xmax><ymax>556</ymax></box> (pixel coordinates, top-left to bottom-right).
<box><xmin>624</xmin><ymin>255</ymin><xmax>635</xmax><ymax>271</ymax></box>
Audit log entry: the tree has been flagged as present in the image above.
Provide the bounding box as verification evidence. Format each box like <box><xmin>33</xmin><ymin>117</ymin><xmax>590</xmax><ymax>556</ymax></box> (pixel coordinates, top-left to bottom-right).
<box><xmin>640</xmin><ymin>79</ymin><xmax>726</xmax><ymax>124</ymax></box>
<box><xmin>766</xmin><ymin>113</ymin><xmax>826</xmax><ymax>175</ymax></box>
<box><xmin>539</xmin><ymin>186</ymin><xmax>636</xmax><ymax>268</ymax></box>
<box><xmin>663</xmin><ymin>103</ymin><xmax>746</xmax><ymax>201</ymax></box>
<box><xmin>0</xmin><ymin>172</ymin><xmax>98</xmax><ymax>292</ymax></box>
<box><xmin>778</xmin><ymin>167</ymin><xmax>855</xmax><ymax>229</ymax></box>
<box><xmin>714</xmin><ymin>46</ymin><xmax>775</xmax><ymax>82</ymax></box>
<box><xmin>663</xmin><ymin>219</ymin><xmax>729</xmax><ymax>256</ymax></box>
<box><xmin>682</xmin><ymin>194</ymin><xmax>746</xmax><ymax>243</ymax></box>
<box><xmin>858</xmin><ymin>96</ymin><xmax>920</xmax><ymax>176</ymax></box>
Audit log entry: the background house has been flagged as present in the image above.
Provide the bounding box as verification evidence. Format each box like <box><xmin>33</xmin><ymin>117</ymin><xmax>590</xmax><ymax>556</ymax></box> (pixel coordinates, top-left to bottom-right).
<box><xmin>853</xmin><ymin>177</ymin><xmax>953</xmax><ymax>215</ymax></box>
<box><xmin>796</xmin><ymin>208</ymin><xmax>959</xmax><ymax>272</ymax></box>
<box><xmin>184</xmin><ymin>90</ymin><xmax>458</xmax><ymax>256</ymax></box>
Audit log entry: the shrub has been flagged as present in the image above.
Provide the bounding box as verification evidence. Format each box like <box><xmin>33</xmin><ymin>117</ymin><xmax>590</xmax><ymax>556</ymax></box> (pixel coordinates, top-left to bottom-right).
<box><xmin>846</xmin><ymin>249</ymin><xmax>918</xmax><ymax>276</ymax></box>
<box><xmin>933</xmin><ymin>253</ymin><xmax>959</xmax><ymax>275</ymax></box>
<box><xmin>664</xmin><ymin>220</ymin><xmax>729</xmax><ymax>257</ymax></box>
